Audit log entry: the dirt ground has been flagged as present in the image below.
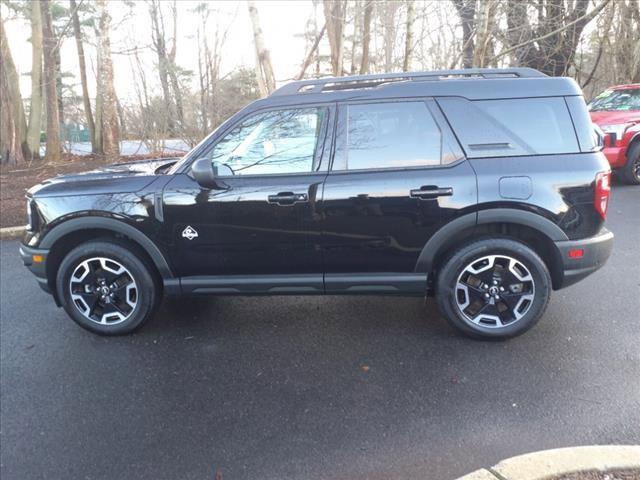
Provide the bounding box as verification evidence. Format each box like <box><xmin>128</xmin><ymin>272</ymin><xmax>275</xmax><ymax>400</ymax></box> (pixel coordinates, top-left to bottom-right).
<box><xmin>0</xmin><ymin>153</ymin><xmax>173</xmax><ymax>229</ymax></box>
<box><xmin>552</xmin><ymin>470</ymin><xmax>640</xmax><ymax>480</ymax></box>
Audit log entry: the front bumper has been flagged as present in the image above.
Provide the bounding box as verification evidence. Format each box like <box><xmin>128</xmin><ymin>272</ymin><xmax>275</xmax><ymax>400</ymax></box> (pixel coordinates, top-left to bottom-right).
<box><xmin>554</xmin><ymin>228</ymin><xmax>614</xmax><ymax>289</ymax></box>
<box><xmin>19</xmin><ymin>244</ymin><xmax>53</xmax><ymax>295</ymax></box>
<box><xmin>602</xmin><ymin>145</ymin><xmax>628</xmax><ymax>169</ymax></box>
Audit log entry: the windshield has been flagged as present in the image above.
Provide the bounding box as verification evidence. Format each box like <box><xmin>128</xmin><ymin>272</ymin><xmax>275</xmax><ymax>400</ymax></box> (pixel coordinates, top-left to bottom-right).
<box><xmin>588</xmin><ymin>88</ymin><xmax>640</xmax><ymax>112</ymax></box>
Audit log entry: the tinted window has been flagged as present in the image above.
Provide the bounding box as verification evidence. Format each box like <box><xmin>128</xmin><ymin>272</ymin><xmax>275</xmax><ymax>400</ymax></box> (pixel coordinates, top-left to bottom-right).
<box><xmin>438</xmin><ymin>97</ymin><xmax>580</xmax><ymax>158</ymax></box>
<box><xmin>333</xmin><ymin>102</ymin><xmax>442</xmax><ymax>170</ymax></box>
<box><xmin>206</xmin><ymin>107</ymin><xmax>325</xmax><ymax>175</ymax></box>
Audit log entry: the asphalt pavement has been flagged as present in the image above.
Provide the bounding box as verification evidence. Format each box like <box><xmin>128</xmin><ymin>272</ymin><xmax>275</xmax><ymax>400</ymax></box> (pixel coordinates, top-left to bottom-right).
<box><xmin>1</xmin><ymin>185</ymin><xmax>639</xmax><ymax>480</ymax></box>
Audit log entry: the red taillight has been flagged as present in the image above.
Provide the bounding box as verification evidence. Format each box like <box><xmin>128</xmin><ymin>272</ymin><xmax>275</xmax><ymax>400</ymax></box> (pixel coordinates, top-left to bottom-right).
<box><xmin>594</xmin><ymin>171</ymin><xmax>611</xmax><ymax>219</ymax></box>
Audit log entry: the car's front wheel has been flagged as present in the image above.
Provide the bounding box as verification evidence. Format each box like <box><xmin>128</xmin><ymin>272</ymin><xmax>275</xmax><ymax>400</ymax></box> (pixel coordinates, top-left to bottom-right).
<box><xmin>620</xmin><ymin>142</ymin><xmax>640</xmax><ymax>185</ymax></box>
<box><xmin>57</xmin><ymin>239</ymin><xmax>160</xmax><ymax>335</ymax></box>
<box><xmin>436</xmin><ymin>238</ymin><xmax>552</xmax><ymax>339</ymax></box>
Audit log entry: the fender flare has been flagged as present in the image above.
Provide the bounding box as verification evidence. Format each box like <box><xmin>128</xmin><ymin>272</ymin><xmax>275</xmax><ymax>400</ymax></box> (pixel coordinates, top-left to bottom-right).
<box><xmin>414</xmin><ymin>208</ymin><xmax>568</xmax><ymax>273</ymax></box>
<box><xmin>40</xmin><ymin>216</ymin><xmax>174</xmax><ymax>279</ymax></box>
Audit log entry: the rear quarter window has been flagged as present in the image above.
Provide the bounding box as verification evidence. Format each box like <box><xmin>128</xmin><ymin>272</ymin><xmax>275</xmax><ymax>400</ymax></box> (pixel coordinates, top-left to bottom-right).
<box><xmin>437</xmin><ymin>97</ymin><xmax>580</xmax><ymax>158</ymax></box>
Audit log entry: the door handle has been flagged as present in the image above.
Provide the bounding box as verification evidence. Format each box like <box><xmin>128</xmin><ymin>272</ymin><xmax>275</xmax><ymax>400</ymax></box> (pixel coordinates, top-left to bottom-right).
<box><xmin>410</xmin><ymin>186</ymin><xmax>454</xmax><ymax>199</ymax></box>
<box><xmin>267</xmin><ymin>192</ymin><xmax>308</xmax><ymax>205</ymax></box>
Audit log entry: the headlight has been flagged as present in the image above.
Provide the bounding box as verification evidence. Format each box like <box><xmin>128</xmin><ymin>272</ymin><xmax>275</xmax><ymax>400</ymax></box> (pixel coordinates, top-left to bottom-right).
<box><xmin>26</xmin><ymin>200</ymin><xmax>38</xmax><ymax>231</ymax></box>
<box><xmin>26</xmin><ymin>200</ymin><xmax>33</xmax><ymax>230</ymax></box>
<box><xmin>600</xmin><ymin>123</ymin><xmax>632</xmax><ymax>142</ymax></box>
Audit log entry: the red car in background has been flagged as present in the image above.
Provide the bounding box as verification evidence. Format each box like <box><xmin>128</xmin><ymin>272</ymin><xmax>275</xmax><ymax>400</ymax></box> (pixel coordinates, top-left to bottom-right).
<box><xmin>589</xmin><ymin>84</ymin><xmax>640</xmax><ymax>184</ymax></box>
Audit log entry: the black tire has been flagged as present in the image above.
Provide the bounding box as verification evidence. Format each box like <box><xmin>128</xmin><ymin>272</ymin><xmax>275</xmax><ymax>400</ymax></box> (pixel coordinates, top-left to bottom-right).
<box><xmin>56</xmin><ymin>239</ymin><xmax>160</xmax><ymax>335</ymax></box>
<box><xmin>436</xmin><ymin>238</ymin><xmax>551</xmax><ymax>339</ymax></box>
<box><xmin>620</xmin><ymin>142</ymin><xmax>640</xmax><ymax>185</ymax></box>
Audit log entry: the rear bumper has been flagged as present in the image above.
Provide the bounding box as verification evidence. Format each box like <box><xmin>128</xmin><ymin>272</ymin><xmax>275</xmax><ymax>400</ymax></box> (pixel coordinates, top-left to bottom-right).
<box><xmin>602</xmin><ymin>145</ymin><xmax>628</xmax><ymax>169</ymax></box>
<box><xmin>19</xmin><ymin>244</ymin><xmax>53</xmax><ymax>295</ymax></box>
<box><xmin>554</xmin><ymin>228</ymin><xmax>614</xmax><ymax>289</ymax></box>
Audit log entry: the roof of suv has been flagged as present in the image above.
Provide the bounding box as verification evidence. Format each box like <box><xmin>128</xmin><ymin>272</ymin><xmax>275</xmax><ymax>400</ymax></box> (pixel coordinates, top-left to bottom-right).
<box><xmin>260</xmin><ymin>68</ymin><xmax>583</xmax><ymax>106</ymax></box>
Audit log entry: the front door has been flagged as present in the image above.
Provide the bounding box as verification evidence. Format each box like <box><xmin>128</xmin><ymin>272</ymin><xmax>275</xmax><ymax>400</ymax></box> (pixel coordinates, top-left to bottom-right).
<box><xmin>162</xmin><ymin>105</ymin><xmax>333</xmax><ymax>281</ymax></box>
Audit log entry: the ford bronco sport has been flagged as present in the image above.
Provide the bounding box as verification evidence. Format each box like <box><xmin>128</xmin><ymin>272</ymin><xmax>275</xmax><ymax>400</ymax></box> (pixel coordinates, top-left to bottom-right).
<box><xmin>20</xmin><ymin>68</ymin><xmax>614</xmax><ymax>339</ymax></box>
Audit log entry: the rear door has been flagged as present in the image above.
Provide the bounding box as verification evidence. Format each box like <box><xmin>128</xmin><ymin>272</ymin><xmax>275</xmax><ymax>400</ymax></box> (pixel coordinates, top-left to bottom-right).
<box><xmin>319</xmin><ymin>99</ymin><xmax>477</xmax><ymax>292</ymax></box>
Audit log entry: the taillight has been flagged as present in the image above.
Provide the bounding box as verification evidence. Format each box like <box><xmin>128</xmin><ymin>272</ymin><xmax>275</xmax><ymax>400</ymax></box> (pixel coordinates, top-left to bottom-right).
<box><xmin>594</xmin><ymin>171</ymin><xmax>611</xmax><ymax>219</ymax></box>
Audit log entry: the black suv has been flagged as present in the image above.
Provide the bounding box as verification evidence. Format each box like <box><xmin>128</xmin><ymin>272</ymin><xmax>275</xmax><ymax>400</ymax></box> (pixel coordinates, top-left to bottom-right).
<box><xmin>20</xmin><ymin>68</ymin><xmax>614</xmax><ymax>339</ymax></box>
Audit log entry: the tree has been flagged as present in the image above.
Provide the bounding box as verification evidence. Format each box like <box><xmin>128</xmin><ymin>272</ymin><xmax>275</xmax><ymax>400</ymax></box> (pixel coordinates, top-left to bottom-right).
<box><xmin>403</xmin><ymin>0</ymin><xmax>415</xmax><ymax>71</ymax></box>
<box><xmin>1</xmin><ymin>17</ymin><xmax>30</xmax><ymax>163</ymax></box>
<box><xmin>360</xmin><ymin>0</ymin><xmax>373</xmax><ymax>74</ymax></box>
<box><xmin>323</xmin><ymin>0</ymin><xmax>346</xmax><ymax>76</ymax></box>
<box><xmin>503</xmin><ymin>0</ymin><xmax>610</xmax><ymax>76</ymax></box>
<box><xmin>69</xmin><ymin>0</ymin><xmax>97</xmax><ymax>153</ymax></box>
<box><xmin>452</xmin><ymin>0</ymin><xmax>476</xmax><ymax>69</ymax></box>
<box><xmin>381</xmin><ymin>1</ymin><xmax>401</xmax><ymax>71</ymax></box>
<box><xmin>41</xmin><ymin>0</ymin><xmax>62</xmax><ymax>163</ymax></box>
<box><xmin>149</xmin><ymin>0</ymin><xmax>177</xmax><ymax>134</ymax></box>
<box><xmin>26</xmin><ymin>0</ymin><xmax>43</xmax><ymax>160</ymax></box>
<box><xmin>247</xmin><ymin>0</ymin><xmax>276</xmax><ymax>95</ymax></box>
<box><xmin>96</xmin><ymin>0</ymin><xmax>119</xmax><ymax>161</ymax></box>
<box><xmin>1</xmin><ymin>29</ymin><xmax>24</xmax><ymax>165</ymax></box>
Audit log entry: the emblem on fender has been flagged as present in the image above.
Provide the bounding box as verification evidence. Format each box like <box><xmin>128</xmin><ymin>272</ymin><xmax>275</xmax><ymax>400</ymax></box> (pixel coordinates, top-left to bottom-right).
<box><xmin>182</xmin><ymin>226</ymin><xmax>198</xmax><ymax>240</ymax></box>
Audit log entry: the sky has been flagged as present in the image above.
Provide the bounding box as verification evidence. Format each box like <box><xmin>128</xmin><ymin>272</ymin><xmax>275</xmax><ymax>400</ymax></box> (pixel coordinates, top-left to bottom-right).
<box><xmin>2</xmin><ymin>0</ymin><xmax>319</xmax><ymax>104</ymax></box>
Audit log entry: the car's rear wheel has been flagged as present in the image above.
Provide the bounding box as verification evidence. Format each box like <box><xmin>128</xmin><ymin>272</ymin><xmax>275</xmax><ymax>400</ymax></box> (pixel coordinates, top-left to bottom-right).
<box><xmin>436</xmin><ymin>238</ymin><xmax>551</xmax><ymax>339</ymax></box>
<box><xmin>620</xmin><ymin>142</ymin><xmax>640</xmax><ymax>185</ymax></box>
<box><xmin>57</xmin><ymin>240</ymin><xmax>159</xmax><ymax>335</ymax></box>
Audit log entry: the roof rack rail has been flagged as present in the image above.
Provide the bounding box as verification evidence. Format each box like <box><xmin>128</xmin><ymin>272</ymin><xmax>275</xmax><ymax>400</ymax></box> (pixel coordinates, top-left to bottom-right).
<box><xmin>271</xmin><ymin>68</ymin><xmax>547</xmax><ymax>96</ymax></box>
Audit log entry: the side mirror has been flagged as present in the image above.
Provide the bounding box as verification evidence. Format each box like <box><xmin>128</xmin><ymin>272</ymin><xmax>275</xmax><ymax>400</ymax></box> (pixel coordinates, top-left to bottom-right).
<box><xmin>191</xmin><ymin>158</ymin><xmax>222</xmax><ymax>189</ymax></box>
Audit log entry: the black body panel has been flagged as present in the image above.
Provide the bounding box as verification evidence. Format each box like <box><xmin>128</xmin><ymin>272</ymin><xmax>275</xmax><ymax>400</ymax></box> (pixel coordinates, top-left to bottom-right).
<box><xmin>319</xmin><ymin>161</ymin><xmax>477</xmax><ymax>273</ymax></box>
<box><xmin>20</xmin><ymin>69</ymin><xmax>613</xmax><ymax>300</ymax></box>
<box><xmin>161</xmin><ymin>172</ymin><xmax>327</xmax><ymax>277</ymax></box>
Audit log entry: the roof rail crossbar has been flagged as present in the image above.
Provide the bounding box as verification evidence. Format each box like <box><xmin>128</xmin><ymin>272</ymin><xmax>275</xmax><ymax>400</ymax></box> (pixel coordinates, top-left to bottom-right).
<box><xmin>272</xmin><ymin>68</ymin><xmax>546</xmax><ymax>96</ymax></box>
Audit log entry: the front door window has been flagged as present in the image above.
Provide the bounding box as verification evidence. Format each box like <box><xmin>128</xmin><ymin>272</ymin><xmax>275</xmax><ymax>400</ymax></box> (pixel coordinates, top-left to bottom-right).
<box><xmin>206</xmin><ymin>107</ymin><xmax>326</xmax><ymax>176</ymax></box>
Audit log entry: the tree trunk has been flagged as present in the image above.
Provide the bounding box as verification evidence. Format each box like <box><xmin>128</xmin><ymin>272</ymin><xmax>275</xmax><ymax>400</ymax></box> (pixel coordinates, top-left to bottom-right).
<box><xmin>149</xmin><ymin>0</ymin><xmax>176</xmax><ymax>135</ymax></box>
<box><xmin>27</xmin><ymin>0</ymin><xmax>43</xmax><ymax>160</ymax></box>
<box><xmin>94</xmin><ymin>32</ymin><xmax>103</xmax><ymax>154</ymax></box>
<box><xmin>96</xmin><ymin>0</ymin><xmax>119</xmax><ymax>161</ymax></box>
<box><xmin>403</xmin><ymin>0</ymin><xmax>415</xmax><ymax>71</ymax></box>
<box><xmin>452</xmin><ymin>0</ymin><xmax>476</xmax><ymax>68</ymax></box>
<box><xmin>1</xmin><ymin>19</ymin><xmax>30</xmax><ymax>161</ymax></box>
<box><xmin>473</xmin><ymin>0</ymin><xmax>497</xmax><ymax>67</ymax></box>
<box><xmin>382</xmin><ymin>1</ymin><xmax>400</xmax><ymax>71</ymax></box>
<box><xmin>360</xmin><ymin>0</ymin><xmax>373</xmax><ymax>74</ymax></box>
<box><xmin>70</xmin><ymin>0</ymin><xmax>97</xmax><ymax>153</ymax></box>
<box><xmin>167</xmin><ymin>0</ymin><xmax>184</xmax><ymax>127</ymax></box>
<box><xmin>54</xmin><ymin>40</ymin><xmax>64</xmax><ymax>133</ymax></box>
<box><xmin>248</xmin><ymin>0</ymin><xmax>276</xmax><ymax>96</ymax></box>
<box><xmin>41</xmin><ymin>0</ymin><xmax>62</xmax><ymax>163</ymax></box>
<box><xmin>323</xmin><ymin>0</ymin><xmax>346</xmax><ymax>76</ymax></box>
<box><xmin>1</xmin><ymin>44</ymin><xmax>24</xmax><ymax>165</ymax></box>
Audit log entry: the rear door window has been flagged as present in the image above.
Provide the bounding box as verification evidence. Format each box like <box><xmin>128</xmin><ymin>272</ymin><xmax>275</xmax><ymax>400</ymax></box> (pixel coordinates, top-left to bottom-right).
<box><xmin>437</xmin><ymin>97</ymin><xmax>580</xmax><ymax>158</ymax></box>
<box><xmin>332</xmin><ymin>101</ymin><xmax>460</xmax><ymax>171</ymax></box>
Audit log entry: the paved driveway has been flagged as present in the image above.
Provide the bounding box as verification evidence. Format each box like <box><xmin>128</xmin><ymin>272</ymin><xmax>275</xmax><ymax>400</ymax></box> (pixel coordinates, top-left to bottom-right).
<box><xmin>1</xmin><ymin>185</ymin><xmax>639</xmax><ymax>480</ymax></box>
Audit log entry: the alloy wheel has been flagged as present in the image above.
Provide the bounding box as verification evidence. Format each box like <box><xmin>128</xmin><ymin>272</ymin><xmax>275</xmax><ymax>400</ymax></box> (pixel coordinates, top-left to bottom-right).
<box><xmin>69</xmin><ymin>257</ymin><xmax>138</xmax><ymax>325</ymax></box>
<box><xmin>455</xmin><ymin>255</ymin><xmax>535</xmax><ymax>329</ymax></box>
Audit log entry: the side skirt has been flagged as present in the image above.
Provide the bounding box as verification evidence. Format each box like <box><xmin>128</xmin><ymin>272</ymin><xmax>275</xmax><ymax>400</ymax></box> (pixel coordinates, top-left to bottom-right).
<box><xmin>165</xmin><ymin>273</ymin><xmax>428</xmax><ymax>296</ymax></box>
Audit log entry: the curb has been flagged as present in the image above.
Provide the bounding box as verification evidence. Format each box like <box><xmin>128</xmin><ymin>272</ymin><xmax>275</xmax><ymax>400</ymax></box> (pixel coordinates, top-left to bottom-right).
<box><xmin>0</xmin><ymin>226</ymin><xmax>25</xmax><ymax>240</ymax></box>
<box><xmin>458</xmin><ymin>445</ymin><xmax>640</xmax><ymax>480</ymax></box>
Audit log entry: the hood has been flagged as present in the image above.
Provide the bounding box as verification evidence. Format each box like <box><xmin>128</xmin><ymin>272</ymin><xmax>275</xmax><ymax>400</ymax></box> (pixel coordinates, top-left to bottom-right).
<box><xmin>28</xmin><ymin>157</ymin><xmax>179</xmax><ymax>198</ymax></box>
<box><xmin>590</xmin><ymin>110</ymin><xmax>640</xmax><ymax>126</ymax></box>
